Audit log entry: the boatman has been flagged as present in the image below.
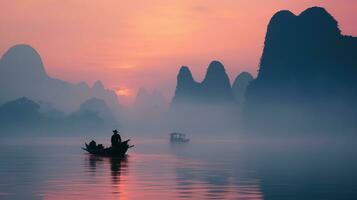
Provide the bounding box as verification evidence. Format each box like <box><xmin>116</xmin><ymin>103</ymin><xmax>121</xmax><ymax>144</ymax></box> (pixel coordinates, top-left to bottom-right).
<box><xmin>111</xmin><ymin>129</ymin><xmax>121</xmax><ymax>147</ymax></box>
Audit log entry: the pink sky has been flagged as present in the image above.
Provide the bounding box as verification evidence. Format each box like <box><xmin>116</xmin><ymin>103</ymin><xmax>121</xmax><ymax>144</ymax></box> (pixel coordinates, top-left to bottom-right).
<box><xmin>0</xmin><ymin>0</ymin><xmax>356</xmax><ymax>105</ymax></box>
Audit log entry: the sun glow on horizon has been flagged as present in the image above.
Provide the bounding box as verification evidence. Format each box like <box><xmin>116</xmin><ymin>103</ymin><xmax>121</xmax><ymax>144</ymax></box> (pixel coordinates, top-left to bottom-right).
<box><xmin>0</xmin><ymin>0</ymin><xmax>356</xmax><ymax>105</ymax></box>
<box><xmin>116</xmin><ymin>88</ymin><xmax>133</xmax><ymax>97</ymax></box>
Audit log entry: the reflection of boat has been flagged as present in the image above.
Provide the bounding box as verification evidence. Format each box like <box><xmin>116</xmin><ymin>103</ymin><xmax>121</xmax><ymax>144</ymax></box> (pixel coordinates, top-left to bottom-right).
<box><xmin>82</xmin><ymin>139</ymin><xmax>134</xmax><ymax>157</ymax></box>
<box><xmin>85</xmin><ymin>154</ymin><xmax>129</xmax><ymax>185</ymax></box>
<box><xmin>170</xmin><ymin>132</ymin><xmax>190</xmax><ymax>143</ymax></box>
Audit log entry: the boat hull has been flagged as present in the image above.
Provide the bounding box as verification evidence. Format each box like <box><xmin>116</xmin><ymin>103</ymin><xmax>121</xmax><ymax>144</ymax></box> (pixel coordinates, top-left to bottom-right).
<box><xmin>82</xmin><ymin>140</ymin><xmax>132</xmax><ymax>157</ymax></box>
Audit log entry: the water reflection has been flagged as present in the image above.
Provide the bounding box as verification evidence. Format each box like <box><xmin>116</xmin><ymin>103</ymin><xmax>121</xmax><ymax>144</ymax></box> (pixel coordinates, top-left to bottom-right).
<box><xmin>244</xmin><ymin>138</ymin><xmax>357</xmax><ymax>200</ymax></box>
<box><xmin>175</xmin><ymin>166</ymin><xmax>263</xmax><ymax>199</ymax></box>
<box><xmin>2</xmin><ymin>137</ymin><xmax>356</xmax><ymax>200</ymax></box>
<box><xmin>110</xmin><ymin>157</ymin><xmax>129</xmax><ymax>185</ymax></box>
<box><xmin>86</xmin><ymin>155</ymin><xmax>129</xmax><ymax>185</ymax></box>
<box><xmin>169</xmin><ymin>142</ymin><xmax>190</xmax><ymax>157</ymax></box>
<box><xmin>87</xmin><ymin>152</ymin><xmax>263</xmax><ymax>199</ymax></box>
<box><xmin>88</xmin><ymin>155</ymin><xmax>103</xmax><ymax>173</ymax></box>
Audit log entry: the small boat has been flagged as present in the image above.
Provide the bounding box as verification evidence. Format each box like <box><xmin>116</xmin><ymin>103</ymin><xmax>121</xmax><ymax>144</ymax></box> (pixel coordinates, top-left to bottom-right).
<box><xmin>82</xmin><ymin>139</ymin><xmax>134</xmax><ymax>157</ymax></box>
<box><xmin>170</xmin><ymin>132</ymin><xmax>190</xmax><ymax>143</ymax></box>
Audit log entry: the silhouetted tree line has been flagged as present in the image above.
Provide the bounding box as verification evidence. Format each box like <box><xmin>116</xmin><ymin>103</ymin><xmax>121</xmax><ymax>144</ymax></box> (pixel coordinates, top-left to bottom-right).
<box><xmin>0</xmin><ymin>97</ymin><xmax>117</xmax><ymax>135</ymax></box>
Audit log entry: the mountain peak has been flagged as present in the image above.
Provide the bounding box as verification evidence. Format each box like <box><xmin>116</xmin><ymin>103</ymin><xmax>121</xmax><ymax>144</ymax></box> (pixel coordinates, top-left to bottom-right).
<box><xmin>300</xmin><ymin>6</ymin><xmax>332</xmax><ymax>18</ymax></box>
<box><xmin>270</xmin><ymin>10</ymin><xmax>296</xmax><ymax>24</ymax></box>
<box><xmin>245</xmin><ymin>6</ymin><xmax>356</xmax><ymax>131</ymax></box>
<box><xmin>202</xmin><ymin>61</ymin><xmax>234</xmax><ymax>102</ymax></box>
<box><xmin>206</xmin><ymin>60</ymin><xmax>225</xmax><ymax>74</ymax></box>
<box><xmin>299</xmin><ymin>6</ymin><xmax>340</xmax><ymax>36</ymax></box>
<box><xmin>232</xmin><ymin>72</ymin><xmax>253</xmax><ymax>104</ymax></box>
<box><xmin>232</xmin><ymin>72</ymin><xmax>253</xmax><ymax>89</ymax></box>
<box><xmin>93</xmin><ymin>80</ymin><xmax>105</xmax><ymax>90</ymax></box>
<box><xmin>202</xmin><ymin>60</ymin><xmax>230</xmax><ymax>86</ymax></box>
<box><xmin>267</xmin><ymin>7</ymin><xmax>340</xmax><ymax>41</ymax></box>
<box><xmin>0</xmin><ymin>44</ymin><xmax>47</xmax><ymax>81</ymax></box>
<box><xmin>1</xmin><ymin>96</ymin><xmax>40</xmax><ymax>110</ymax></box>
<box><xmin>177</xmin><ymin>66</ymin><xmax>195</xmax><ymax>83</ymax></box>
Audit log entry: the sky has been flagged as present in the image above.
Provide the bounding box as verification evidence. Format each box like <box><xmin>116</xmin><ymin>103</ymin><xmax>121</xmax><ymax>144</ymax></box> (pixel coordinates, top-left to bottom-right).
<box><xmin>0</xmin><ymin>0</ymin><xmax>356</xmax><ymax>105</ymax></box>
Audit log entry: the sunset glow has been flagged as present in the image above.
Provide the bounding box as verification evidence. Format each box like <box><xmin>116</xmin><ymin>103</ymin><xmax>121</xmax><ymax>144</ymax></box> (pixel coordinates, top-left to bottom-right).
<box><xmin>116</xmin><ymin>88</ymin><xmax>133</xmax><ymax>97</ymax></box>
<box><xmin>0</xmin><ymin>2</ymin><xmax>356</xmax><ymax>199</ymax></box>
<box><xmin>0</xmin><ymin>0</ymin><xmax>356</xmax><ymax>104</ymax></box>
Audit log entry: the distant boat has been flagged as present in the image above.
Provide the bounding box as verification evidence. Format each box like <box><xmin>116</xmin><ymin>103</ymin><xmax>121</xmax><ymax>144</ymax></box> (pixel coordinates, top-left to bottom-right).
<box><xmin>82</xmin><ymin>139</ymin><xmax>134</xmax><ymax>157</ymax></box>
<box><xmin>170</xmin><ymin>132</ymin><xmax>190</xmax><ymax>143</ymax></box>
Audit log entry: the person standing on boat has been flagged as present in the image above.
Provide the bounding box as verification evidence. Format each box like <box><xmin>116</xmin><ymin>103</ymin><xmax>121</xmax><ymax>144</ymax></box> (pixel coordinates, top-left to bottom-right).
<box><xmin>111</xmin><ymin>129</ymin><xmax>121</xmax><ymax>147</ymax></box>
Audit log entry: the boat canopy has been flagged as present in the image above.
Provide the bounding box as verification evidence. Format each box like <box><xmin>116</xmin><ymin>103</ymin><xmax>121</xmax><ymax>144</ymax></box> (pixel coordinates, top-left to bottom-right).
<box><xmin>170</xmin><ymin>132</ymin><xmax>186</xmax><ymax>139</ymax></box>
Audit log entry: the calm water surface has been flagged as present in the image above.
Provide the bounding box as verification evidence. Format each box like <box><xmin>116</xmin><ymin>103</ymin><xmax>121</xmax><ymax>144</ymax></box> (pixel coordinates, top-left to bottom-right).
<box><xmin>0</xmin><ymin>135</ymin><xmax>356</xmax><ymax>200</ymax></box>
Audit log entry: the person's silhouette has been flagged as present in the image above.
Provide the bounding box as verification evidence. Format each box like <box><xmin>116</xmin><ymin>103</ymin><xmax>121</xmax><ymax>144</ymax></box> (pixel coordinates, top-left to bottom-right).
<box><xmin>111</xmin><ymin>129</ymin><xmax>121</xmax><ymax>147</ymax></box>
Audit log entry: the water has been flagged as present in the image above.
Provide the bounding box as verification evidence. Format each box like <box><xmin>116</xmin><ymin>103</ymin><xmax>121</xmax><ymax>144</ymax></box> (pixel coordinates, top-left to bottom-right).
<box><xmin>0</xmin><ymin>135</ymin><xmax>357</xmax><ymax>200</ymax></box>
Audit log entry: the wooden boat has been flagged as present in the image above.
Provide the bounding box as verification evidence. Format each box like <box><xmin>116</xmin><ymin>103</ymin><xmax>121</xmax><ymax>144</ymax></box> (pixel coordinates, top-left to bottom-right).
<box><xmin>170</xmin><ymin>132</ymin><xmax>189</xmax><ymax>143</ymax></box>
<box><xmin>82</xmin><ymin>139</ymin><xmax>134</xmax><ymax>157</ymax></box>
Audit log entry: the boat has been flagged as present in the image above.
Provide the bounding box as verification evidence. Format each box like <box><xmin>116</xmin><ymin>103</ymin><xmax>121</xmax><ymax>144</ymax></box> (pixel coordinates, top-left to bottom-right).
<box><xmin>170</xmin><ymin>132</ymin><xmax>190</xmax><ymax>143</ymax></box>
<box><xmin>82</xmin><ymin>139</ymin><xmax>134</xmax><ymax>157</ymax></box>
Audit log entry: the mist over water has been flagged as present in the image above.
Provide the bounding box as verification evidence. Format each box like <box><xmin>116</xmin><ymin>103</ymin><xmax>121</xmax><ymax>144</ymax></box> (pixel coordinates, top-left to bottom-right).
<box><xmin>1</xmin><ymin>133</ymin><xmax>356</xmax><ymax>200</ymax></box>
<box><xmin>0</xmin><ymin>5</ymin><xmax>356</xmax><ymax>200</ymax></box>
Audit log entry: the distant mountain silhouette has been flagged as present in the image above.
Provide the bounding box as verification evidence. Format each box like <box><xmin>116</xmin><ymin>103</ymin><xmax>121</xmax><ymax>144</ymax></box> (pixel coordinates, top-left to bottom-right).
<box><xmin>134</xmin><ymin>88</ymin><xmax>166</xmax><ymax>110</ymax></box>
<box><xmin>172</xmin><ymin>66</ymin><xmax>201</xmax><ymax>104</ymax></box>
<box><xmin>0</xmin><ymin>97</ymin><xmax>42</xmax><ymax>126</ymax></box>
<box><xmin>172</xmin><ymin>60</ymin><xmax>234</xmax><ymax>105</ymax></box>
<box><xmin>0</xmin><ymin>44</ymin><xmax>120</xmax><ymax>113</ymax></box>
<box><xmin>127</xmin><ymin>88</ymin><xmax>167</xmax><ymax>132</ymax></box>
<box><xmin>201</xmin><ymin>61</ymin><xmax>235</xmax><ymax>103</ymax></box>
<box><xmin>170</xmin><ymin>61</ymin><xmax>239</xmax><ymax>133</ymax></box>
<box><xmin>244</xmin><ymin>7</ymin><xmax>357</xmax><ymax>132</ymax></box>
<box><xmin>79</xmin><ymin>97</ymin><xmax>117</xmax><ymax>126</ymax></box>
<box><xmin>232</xmin><ymin>72</ymin><xmax>253</xmax><ymax>105</ymax></box>
<box><xmin>0</xmin><ymin>97</ymin><xmax>115</xmax><ymax>134</ymax></box>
